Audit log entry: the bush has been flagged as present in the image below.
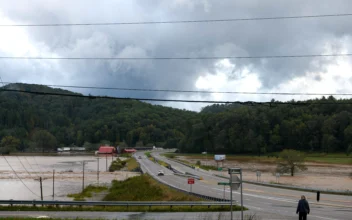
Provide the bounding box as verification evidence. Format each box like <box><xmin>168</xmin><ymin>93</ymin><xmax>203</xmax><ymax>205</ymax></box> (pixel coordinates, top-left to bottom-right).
<box><xmin>196</xmin><ymin>160</ymin><xmax>201</xmax><ymax>166</ymax></box>
<box><xmin>109</xmin><ymin>158</ymin><xmax>126</xmax><ymax>172</ymax></box>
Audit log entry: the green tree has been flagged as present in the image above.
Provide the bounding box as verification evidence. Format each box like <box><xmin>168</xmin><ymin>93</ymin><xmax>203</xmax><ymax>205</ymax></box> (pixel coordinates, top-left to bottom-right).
<box><xmin>347</xmin><ymin>145</ymin><xmax>352</xmax><ymax>156</ymax></box>
<box><xmin>276</xmin><ymin>149</ymin><xmax>307</xmax><ymax>176</ymax></box>
<box><xmin>32</xmin><ymin>130</ymin><xmax>57</xmax><ymax>153</ymax></box>
<box><xmin>0</xmin><ymin>136</ymin><xmax>20</xmax><ymax>154</ymax></box>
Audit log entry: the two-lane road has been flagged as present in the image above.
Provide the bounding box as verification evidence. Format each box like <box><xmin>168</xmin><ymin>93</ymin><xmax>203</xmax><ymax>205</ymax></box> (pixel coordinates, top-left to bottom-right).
<box><xmin>136</xmin><ymin>152</ymin><xmax>352</xmax><ymax>220</ymax></box>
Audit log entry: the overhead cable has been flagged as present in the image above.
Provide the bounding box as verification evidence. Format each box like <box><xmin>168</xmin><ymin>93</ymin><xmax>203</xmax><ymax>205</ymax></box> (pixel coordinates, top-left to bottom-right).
<box><xmin>3</xmin><ymin>82</ymin><xmax>352</xmax><ymax>96</ymax></box>
<box><xmin>0</xmin><ymin>13</ymin><xmax>352</xmax><ymax>27</ymax></box>
<box><xmin>0</xmin><ymin>53</ymin><xmax>351</xmax><ymax>61</ymax></box>
<box><xmin>2</xmin><ymin>155</ymin><xmax>40</xmax><ymax>198</ymax></box>
<box><xmin>0</xmin><ymin>88</ymin><xmax>350</xmax><ymax>105</ymax></box>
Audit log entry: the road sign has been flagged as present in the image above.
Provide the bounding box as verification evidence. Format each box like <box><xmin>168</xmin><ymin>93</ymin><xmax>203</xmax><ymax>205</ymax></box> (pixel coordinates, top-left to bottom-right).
<box><xmin>188</xmin><ymin>178</ymin><xmax>195</xmax><ymax>184</ymax></box>
<box><xmin>228</xmin><ymin>168</ymin><xmax>241</xmax><ymax>174</ymax></box>
<box><xmin>231</xmin><ymin>175</ymin><xmax>241</xmax><ymax>190</ymax></box>
<box><xmin>218</xmin><ymin>182</ymin><xmax>230</xmax><ymax>186</ymax></box>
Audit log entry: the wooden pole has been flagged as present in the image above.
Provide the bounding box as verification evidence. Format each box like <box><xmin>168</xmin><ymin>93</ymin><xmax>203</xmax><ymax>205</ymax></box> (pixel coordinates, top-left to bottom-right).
<box><xmin>106</xmin><ymin>154</ymin><xmax>108</xmax><ymax>171</ymax></box>
<box><xmin>82</xmin><ymin>161</ymin><xmax>85</xmax><ymax>191</ymax></box>
<box><xmin>40</xmin><ymin>177</ymin><xmax>43</xmax><ymax>201</ymax></box>
<box><xmin>97</xmin><ymin>157</ymin><xmax>100</xmax><ymax>185</ymax></box>
<box><xmin>52</xmin><ymin>169</ymin><xmax>55</xmax><ymax>200</ymax></box>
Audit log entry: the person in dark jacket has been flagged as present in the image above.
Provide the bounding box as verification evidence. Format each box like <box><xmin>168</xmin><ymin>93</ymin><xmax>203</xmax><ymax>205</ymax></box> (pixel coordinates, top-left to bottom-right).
<box><xmin>296</xmin><ymin>195</ymin><xmax>310</xmax><ymax>220</ymax></box>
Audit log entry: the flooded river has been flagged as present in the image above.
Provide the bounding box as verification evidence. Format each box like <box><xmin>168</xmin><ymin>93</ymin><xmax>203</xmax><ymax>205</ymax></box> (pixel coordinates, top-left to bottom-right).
<box><xmin>0</xmin><ymin>155</ymin><xmax>138</xmax><ymax>201</ymax></box>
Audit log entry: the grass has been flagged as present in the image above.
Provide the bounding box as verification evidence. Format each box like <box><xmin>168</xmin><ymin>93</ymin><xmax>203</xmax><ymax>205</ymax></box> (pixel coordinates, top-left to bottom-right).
<box><xmin>109</xmin><ymin>158</ymin><xmax>127</xmax><ymax>172</ymax></box>
<box><xmin>170</xmin><ymin>152</ymin><xmax>352</xmax><ymax>165</ymax></box>
<box><xmin>0</xmin><ymin>205</ymin><xmax>238</xmax><ymax>213</ymax></box>
<box><xmin>120</xmin><ymin>153</ymin><xmax>132</xmax><ymax>158</ymax></box>
<box><xmin>0</xmin><ymin>213</ymin><xmax>258</xmax><ymax>220</ymax></box>
<box><xmin>157</xmin><ymin>159</ymin><xmax>169</xmax><ymax>167</ymax></box>
<box><xmin>199</xmin><ymin>164</ymin><xmax>219</xmax><ymax>171</ymax></box>
<box><xmin>305</xmin><ymin>153</ymin><xmax>352</xmax><ymax>164</ymax></box>
<box><xmin>103</xmin><ymin>174</ymin><xmax>202</xmax><ymax>201</ymax></box>
<box><xmin>163</xmin><ymin>153</ymin><xmax>175</xmax><ymax>159</ymax></box>
<box><xmin>126</xmin><ymin>157</ymin><xmax>139</xmax><ymax>171</ymax></box>
<box><xmin>67</xmin><ymin>185</ymin><xmax>108</xmax><ymax>201</ymax></box>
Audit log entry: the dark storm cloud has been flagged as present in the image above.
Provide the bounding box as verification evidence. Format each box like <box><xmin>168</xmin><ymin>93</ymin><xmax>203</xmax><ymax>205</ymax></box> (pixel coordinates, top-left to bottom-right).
<box><xmin>0</xmin><ymin>0</ymin><xmax>352</xmax><ymax>102</ymax></box>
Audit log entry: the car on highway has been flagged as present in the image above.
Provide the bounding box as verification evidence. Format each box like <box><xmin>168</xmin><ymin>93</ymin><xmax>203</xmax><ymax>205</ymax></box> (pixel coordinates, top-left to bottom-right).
<box><xmin>138</xmin><ymin>156</ymin><xmax>142</xmax><ymax>159</ymax></box>
<box><xmin>157</xmin><ymin>170</ymin><xmax>164</xmax><ymax>176</ymax></box>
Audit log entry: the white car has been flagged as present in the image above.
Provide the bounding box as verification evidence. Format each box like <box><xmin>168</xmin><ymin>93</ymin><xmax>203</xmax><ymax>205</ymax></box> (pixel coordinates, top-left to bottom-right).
<box><xmin>157</xmin><ymin>170</ymin><xmax>164</xmax><ymax>176</ymax></box>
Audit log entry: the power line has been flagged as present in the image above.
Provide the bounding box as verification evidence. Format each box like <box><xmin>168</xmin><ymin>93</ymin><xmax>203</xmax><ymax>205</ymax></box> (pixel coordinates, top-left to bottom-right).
<box><xmin>17</xmin><ymin>156</ymin><xmax>35</xmax><ymax>178</ymax></box>
<box><xmin>0</xmin><ymin>53</ymin><xmax>351</xmax><ymax>61</ymax></box>
<box><xmin>2</xmin><ymin>155</ymin><xmax>40</xmax><ymax>198</ymax></box>
<box><xmin>0</xmin><ymin>87</ymin><xmax>351</xmax><ymax>105</ymax></box>
<box><xmin>3</xmin><ymin>82</ymin><xmax>352</xmax><ymax>96</ymax></box>
<box><xmin>1</xmin><ymin>13</ymin><xmax>352</xmax><ymax>27</ymax></box>
<box><xmin>23</xmin><ymin>156</ymin><xmax>41</xmax><ymax>178</ymax></box>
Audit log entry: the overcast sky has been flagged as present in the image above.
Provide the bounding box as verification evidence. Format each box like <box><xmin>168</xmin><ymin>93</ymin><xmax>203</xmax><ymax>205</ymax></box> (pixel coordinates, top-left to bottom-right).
<box><xmin>1</xmin><ymin>0</ymin><xmax>352</xmax><ymax>111</ymax></box>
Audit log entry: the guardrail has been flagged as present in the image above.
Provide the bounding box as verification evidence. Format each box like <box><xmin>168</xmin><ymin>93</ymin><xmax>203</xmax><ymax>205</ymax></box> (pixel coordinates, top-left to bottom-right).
<box><xmin>0</xmin><ymin>200</ymin><xmax>231</xmax><ymax>208</ymax></box>
<box><xmin>214</xmin><ymin>174</ymin><xmax>352</xmax><ymax>196</ymax></box>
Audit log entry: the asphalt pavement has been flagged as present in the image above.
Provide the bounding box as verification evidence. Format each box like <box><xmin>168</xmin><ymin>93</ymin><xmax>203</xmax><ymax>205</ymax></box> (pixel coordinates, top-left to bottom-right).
<box><xmin>0</xmin><ymin>211</ymin><xmax>296</xmax><ymax>220</ymax></box>
<box><xmin>136</xmin><ymin>151</ymin><xmax>352</xmax><ymax>220</ymax></box>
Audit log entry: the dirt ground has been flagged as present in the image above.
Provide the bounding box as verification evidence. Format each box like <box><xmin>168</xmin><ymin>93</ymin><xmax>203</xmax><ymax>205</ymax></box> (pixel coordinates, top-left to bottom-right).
<box><xmin>180</xmin><ymin>156</ymin><xmax>352</xmax><ymax>191</ymax></box>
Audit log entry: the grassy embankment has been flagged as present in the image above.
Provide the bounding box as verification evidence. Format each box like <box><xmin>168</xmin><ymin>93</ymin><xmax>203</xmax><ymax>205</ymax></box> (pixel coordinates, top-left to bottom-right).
<box><xmin>109</xmin><ymin>156</ymin><xmax>140</xmax><ymax>172</ymax></box>
<box><xmin>0</xmin><ymin>213</ymin><xmax>259</xmax><ymax>220</ymax></box>
<box><xmin>164</xmin><ymin>153</ymin><xmax>352</xmax><ymax>165</ymax></box>
<box><xmin>67</xmin><ymin>185</ymin><xmax>108</xmax><ymax>201</ymax></box>
<box><xmin>3</xmin><ymin>175</ymin><xmax>243</xmax><ymax>212</ymax></box>
<box><xmin>145</xmin><ymin>152</ymin><xmax>168</xmax><ymax>167</ymax></box>
<box><xmin>163</xmin><ymin>153</ymin><xmax>218</xmax><ymax>170</ymax></box>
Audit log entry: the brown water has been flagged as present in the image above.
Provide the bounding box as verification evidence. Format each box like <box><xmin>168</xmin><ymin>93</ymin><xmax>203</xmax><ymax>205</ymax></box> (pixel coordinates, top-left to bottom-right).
<box><xmin>0</xmin><ymin>155</ymin><xmax>138</xmax><ymax>200</ymax></box>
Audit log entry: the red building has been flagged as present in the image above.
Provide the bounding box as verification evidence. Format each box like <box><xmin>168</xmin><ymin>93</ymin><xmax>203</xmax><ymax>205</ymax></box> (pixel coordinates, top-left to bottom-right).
<box><xmin>122</xmin><ymin>148</ymin><xmax>137</xmax><ymax>154</ymax></box>
<box><xmin>98</xmin><ymin>146</ymin><xmax>116</xmax><ymax>154</ymax></box>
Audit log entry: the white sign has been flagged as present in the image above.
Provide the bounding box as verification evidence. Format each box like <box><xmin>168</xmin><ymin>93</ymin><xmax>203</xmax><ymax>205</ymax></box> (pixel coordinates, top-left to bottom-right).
<box><xmin>231</xmin><ymin>175</ymin><xmax>241</xmax><ymax>190</ymax></box>
<box><xmin>256</xmin><ymin>171</ymin><xmax>261</xmax><ymax>177</ymax></box>
<box><xmin>214</xmin><ymin>155</ymin><xmax>226</xmax><ymax>161</ymax></box>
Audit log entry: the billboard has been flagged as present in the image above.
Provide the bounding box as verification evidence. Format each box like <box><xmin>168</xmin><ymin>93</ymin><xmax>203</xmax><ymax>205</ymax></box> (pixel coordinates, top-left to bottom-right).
<box><xmin>214</xmin><ymin>155</ymin><xmax>226</xmax><ymax>161</ymax></box>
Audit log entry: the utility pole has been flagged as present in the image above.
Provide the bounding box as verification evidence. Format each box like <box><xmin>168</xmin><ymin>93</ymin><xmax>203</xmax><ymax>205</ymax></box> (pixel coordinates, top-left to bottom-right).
<box><xmin>52</xmin><ymin>169</ymin><xmax>55</xmax><ymax>200</ymax></box>
<box><xmin>40</xmin><ymin>177</ymin><xmax>43</xmax><ymax>201</ymax></box>
<box><xmin>82</xmin><ymin>161</ymin><xmax>86</xmax><ymax>191</ymax></box>
<box><xmin>96</xmin><ymin>157</ymin><xmax>100</xmax><ymax>185</ymax></box>
<box><xmin>223</xmin><ymin>185</ymin><xmax>225</xmax><ymax>200</ymax></box>
<box><xmin>105</xmin><ymin>154</ymin><xmax>108</xmax><ymax>171</ymax></box>
<box><xmin>230</xmin><ymin>173</ymin><xmax>233</xmax><ymax>220</ymax></box>
<box><xmin>240</xmin><ymin>170</ymin><xmax>244</xmax><ymax>220</ymax></box>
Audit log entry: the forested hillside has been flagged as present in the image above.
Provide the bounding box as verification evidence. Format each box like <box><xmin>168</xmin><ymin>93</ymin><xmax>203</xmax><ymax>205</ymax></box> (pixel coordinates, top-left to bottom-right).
<box><xmin>0</xmin><ymin>83</ymin><xmax>197</xmax><ymax>153</ymax></box>
<box><xmin>181</xmin><ymin>97</ymin><xmax>352</xmax><ymax>154</ymax></box>
<box><xmin>1</xmin><ymin>83</ymin><xmax>352</xmax><ymax>154</ymax></box>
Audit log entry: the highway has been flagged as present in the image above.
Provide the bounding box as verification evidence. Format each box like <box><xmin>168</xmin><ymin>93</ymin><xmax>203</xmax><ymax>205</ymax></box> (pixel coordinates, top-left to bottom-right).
<box><xmin>137</xmin><ymin>151</ymin><xmax>352</xmax><ymax>220</ymax></box>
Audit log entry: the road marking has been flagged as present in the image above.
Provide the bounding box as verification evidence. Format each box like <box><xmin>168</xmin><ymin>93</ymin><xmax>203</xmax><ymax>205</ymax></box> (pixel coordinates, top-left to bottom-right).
<box><xmin>142</xmin><ymin>153</ymin><xmax>349</xmax><ymax>220</ymax></box>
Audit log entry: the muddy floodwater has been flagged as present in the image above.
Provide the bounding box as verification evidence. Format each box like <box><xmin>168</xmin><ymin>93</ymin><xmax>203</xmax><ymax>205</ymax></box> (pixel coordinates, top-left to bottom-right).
<box><xmin>0</xmin><ymin>155</ymin><xmax>139</xmax><ymax>201</ymax></box>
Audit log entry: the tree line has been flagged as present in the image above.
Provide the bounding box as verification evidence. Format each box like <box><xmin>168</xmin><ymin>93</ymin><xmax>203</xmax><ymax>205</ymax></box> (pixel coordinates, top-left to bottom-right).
<box><xmin>1</xmin><ymin>83</ymin><xmax>352</xmax><ymax>154</ymax></box>
<box><xmin>0</xmin><ymin>83</ymin><xmax>196</xmax><ymax>153</ymax></box>
<box><xmin>180</xmin><ymin>97</ymin><xmax>352</xmax><ymax>154</ymax></box>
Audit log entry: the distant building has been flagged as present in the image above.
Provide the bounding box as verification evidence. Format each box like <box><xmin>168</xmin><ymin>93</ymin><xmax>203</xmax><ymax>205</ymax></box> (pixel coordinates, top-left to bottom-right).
<box><xmin>57</xmin><ymin>147</ymin><xmax>85</xmax><ymax>152</ymax></box>
<box><xmin>71</xmin><ymin>147</ymin><xmax>86</xmax><ymax>151</ymax></box>
<box><xmin>98</xmin><ymin>146</ymin><xmax>116</xmax><ymax>154</ymax></box>
<box><xmin>122</xmin><ymin>148</ymin><xmax>137</xmax><ymax>154</ymax></box>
